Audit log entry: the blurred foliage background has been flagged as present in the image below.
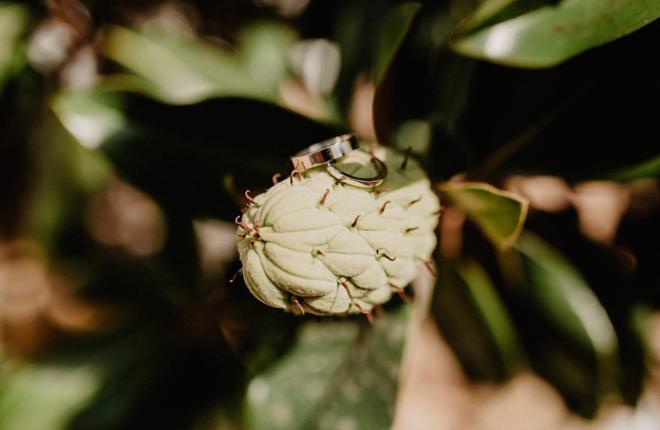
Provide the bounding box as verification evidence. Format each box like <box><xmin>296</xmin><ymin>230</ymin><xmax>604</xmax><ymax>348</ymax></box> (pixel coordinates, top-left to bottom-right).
<box><xmin>0</xmin><ymin>0</ymin><xmax>659</xmax><ymax>429</ymax></box>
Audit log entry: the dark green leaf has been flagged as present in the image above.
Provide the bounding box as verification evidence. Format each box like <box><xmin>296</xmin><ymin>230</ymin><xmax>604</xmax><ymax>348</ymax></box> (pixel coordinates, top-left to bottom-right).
<box><xmin>498</xmin><ymin>231</ymin><xmax>620</xmax><ymax>414</ymax></box>
<box><xmin>453</xmin><ymin>0</ymin><xmax>660</xmax><ymax>68</ymax></box>
<box><xmin>245</xmin><ymin>304</ymin><xmax>410</xmax><ymax>430</ymax></box>
<box><xmin>610</xmin><ymin>154</ymin><xmax>660</xmax><ymax>182</ymax></box>
<box><xmin>96</xmin><ymin>92</ymin><xmax>340</xmax><ymax>220</ymax></box>
<box><xmin>440</xmin><ymin>182</ymin><xmax>528</xmax><ymax>248</ymax></box>
<box><xmin>511</xmin><ymin>233</ymin><xmax>618</xmax><ymax>358</ymax></box>
<box><xmin>433</xmin><ymin>259</ymin><xmax>524</xmax><ymax>380</ymax></box>
<box><xmin>0</xmin><ymin>3</ymin><xmax>28</xmax><ymax>90</ymax></box>
<box><xmin>372</xmin><ymin>2</ymin><xmax>421</xmax><ymax>84</ymax></box>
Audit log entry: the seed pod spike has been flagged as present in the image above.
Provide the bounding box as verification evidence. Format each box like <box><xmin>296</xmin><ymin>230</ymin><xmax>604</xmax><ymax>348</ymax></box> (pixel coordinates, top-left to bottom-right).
<box><xmin>289</xmin><ymin>161</ymin><xmax>304</xmax><ymax>184</ymax></box>
<box><xmin>379</xmin><ymin>201</ymin><xmax>391</xmax><ymax>214</ymax></box>
<box><xmin>291</xmin><ymin>297</ymin><xmax>306</xmax><ymax>315</ymax></box>
<box><xmin>234</xmin><ymin>215</ymin><xmax>252</xmax><ymax>234</ymax></box>
<box><xmin>319</xmin><ymin>188</ymin><xmax>331</xmax><ymax>206</ymax></box>
<box><xmin>377</xmin><ymin>249</ymin><xmax>396</xmax><ymax>261</ymax></box>
<box><xmin>400</xmin><ymin>147</ymin><xmax>412</xmax><ymax>170</ymax></box>
<box><xmin>408</xmin><ymin>196</ymin><xmax>422</xmax><ymax>207</ymax></box>
<box><xmin>424</xmin><ymin>260</ymin><xmax>437</xmax><ymax>276</ymax></box>
<box><xmin>245</xmin><ymin>190</ymin><xmax>257</xmax><ymax>205</ymax></box>
<box><xmin>334</xmin><ymin>175</ymin><xmax>347</xmax><ymax>186</ymax></box>
<box><xmin>364</xmin><ymin>308</ymin><xmax>375</xmax><ymax>325</ymax></box>
<box><xmin>340</xmin><ymin>280</ymin><xmax>354</xmax><ymax>300</ymax></box>
<box><xmin>389</xmin><ymin>283</ymin><xmax>410</xmax><ymax>302</ymax></box>
<box><xmin>229</xmin><ymin>268</ymin><xmax>242</xmax><ymax>284</ymax></box>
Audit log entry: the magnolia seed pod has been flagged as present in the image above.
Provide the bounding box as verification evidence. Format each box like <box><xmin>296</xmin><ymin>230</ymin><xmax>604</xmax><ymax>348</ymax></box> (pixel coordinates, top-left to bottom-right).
<box><xmin>236</xmin><ymin>145</ymin><xmax>440</xmax><ymax>316</ymax></box>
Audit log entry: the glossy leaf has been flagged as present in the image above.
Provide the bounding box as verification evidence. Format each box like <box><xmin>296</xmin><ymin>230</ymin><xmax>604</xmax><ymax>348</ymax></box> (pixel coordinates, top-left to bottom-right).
<box><xmin>372</xmin><ymin>2</ymin><xmax>421</xmax><ymax>144</ymax></box>
<box><xmin>440</xmin><ymin>182</ymin><xmax>528</xmax><ymax>248</ymax></box>
<box><xmin>433</xmin><ymin>260</ymin><xmax>524</xmax><ymax>380</ymax></box>
<box><xmin>610</xmin><ymin>154</ymin><xmax>660</xmax><ymax>182</ymax></box>
<box><xmin>511</xmin><ymin>232</ymin><xmax>618</xmax><ymax>358</ymax></box>
<box><xmin>91</xmin><ymin>92</ymin><xmax>339</xmax><ymax>220</ymax></box>
<box><xmin>372</xmin><ymin>2</ymin><xmax>421</xmax><ymax>84</ymax></box>
<box><xmin>453</xmin><ymin>0</ymin><xmax>660</xmax><ymax>68</ymax></box>
<box><xmin>498</xmin><ymin>232</ymin><xmax>620</xmax><ymax>414</ymax></box>
<box><xmin>245</xmin><ymin>303</ymin><xmax>410</xmax><ymax>430</ymax></box>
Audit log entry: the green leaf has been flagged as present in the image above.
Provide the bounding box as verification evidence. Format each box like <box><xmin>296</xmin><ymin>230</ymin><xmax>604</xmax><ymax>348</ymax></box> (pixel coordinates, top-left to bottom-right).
<box><xmin>102</xmin><ymin>22</ymin><xmax>294</xmax><ymax>104</ymax></box>
<box><xmin>0</xmin><ymin>330</ymin><xmax>163</xmax><ymax>430</ymax></box>
<box><xmin>0</xmin><ymin>3</ymin><xmax>28</xmax><ymax>90</ymax></box>
<box><xmin>610</xmin><ymin>153</ymin><xmax>660</xmax><ymax>182</ymax></box>
<box><xmin>372</xmin><ymin>2</ymin><xmax>422</xmax><ymax>84</ymax></box>
<box><xmin>456</xmin><ymin>0</ymin><xmax>549</xmax><ymax>35</ymax></box>
<box><xmin>432</xmin><ymin>54</ymin><xmax>475</xmax><ymax>128</ymax></box>
<box><xmin>245</xmin><ymin>304</ymin><xmax>411</xmax><ymax>430</ymax></box>
<box><xmin>498</xmin><ymin>232</ymin><xmax>620</xmax><ymax>414</ymax></box>
<box><xmin>24</xmin><ymin>109</ymin><xmax>112</xmax><ymax>252</ymax></box>
<box><xmin>511</xmin><ymin>233</ymin><xmax>618</xmax><ymax>359</ymax></box>
<box><xmin>372</xmin><ymin>2</ymin><xmax>422</xmax><ymax>143</ymax></box>
<box><xmin>433</xmin><ymin>259</ymin><xmax>524</xmax><ymax>380</ymax></box>
<box><xmin>440</xmin><ymin>182</ymin><xmax>528</xmax><ymax>248</ymax></box>
<box><xmin>453</xmin><ymin>0</ymin><xmax>660</xmax><ymax>68</ymax></box>
<box><xmin>0</xmin><ymin>362</ymin><xmax>102</xmax><ymax>430</ymax></box>
<box><xmin>97</xmin><ymin>92</ymin><xmax>339</xmax><ymax>220</ymax></box>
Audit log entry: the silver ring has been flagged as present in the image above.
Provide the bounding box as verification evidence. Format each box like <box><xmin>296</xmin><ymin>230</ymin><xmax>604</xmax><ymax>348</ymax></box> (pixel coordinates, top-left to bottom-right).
<box><xmin>290</xmin><ymin>133</ymin><xmax>358</xmax><ymax>171</ymax></box>
<box><xmin>326</xmin><ymin>153</ymin><xmax>388</xmax><ymax>188</ymax></box>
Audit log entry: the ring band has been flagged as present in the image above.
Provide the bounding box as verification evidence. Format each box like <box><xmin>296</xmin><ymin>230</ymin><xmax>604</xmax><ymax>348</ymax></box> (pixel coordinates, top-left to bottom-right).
<box><xmin>290</xmin><ymin>134</ymin><xmax>358</xmax><ymax>171</ymax></box>
<box><xmin>326</xmin><ymin>155</ymin><xmax>388</xmax><ymax>188</ymax></box>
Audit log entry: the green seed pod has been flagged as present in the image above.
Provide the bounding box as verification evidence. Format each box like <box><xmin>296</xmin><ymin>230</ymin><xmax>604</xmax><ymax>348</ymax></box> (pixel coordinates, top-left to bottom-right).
<box><xmin>236</xmin><ymin>146</ymin><xmax>440</xmax><ymax>316</ymax></box>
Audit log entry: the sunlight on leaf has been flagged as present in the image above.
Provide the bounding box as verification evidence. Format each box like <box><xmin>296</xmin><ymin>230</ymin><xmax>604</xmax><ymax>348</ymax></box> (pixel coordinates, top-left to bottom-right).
<box><xmin>453</xmin><ymin>0</ymin><xmax>660</xmax><ymax>68</ymax></box>
<box><xmin>497</xmin><ymin>232</ymin><xmax>620</xmax><ymax>412</ymax></box>
<box><xmin>457</xmin><ymin>261</ymin><xmax>524</xmax><ymax>370</ymax></box>
<box><xmin>0</xmin><ymin>363</ymin><xmax>101</xmax><ymax>430</ymax></box>
<box><xmin>510</xmin><ymin>233</ymin><xmax>618</xmax><ymax>358</ymax></box>
<box><xmin>102</xmin><ymin>22</ymin><xmax>294</xmax><ymax>103</ymax></box>
<box><xmin>440</xmin><ymin>182</ymin><xmax>528</xmax><ymax>249</ymax></box>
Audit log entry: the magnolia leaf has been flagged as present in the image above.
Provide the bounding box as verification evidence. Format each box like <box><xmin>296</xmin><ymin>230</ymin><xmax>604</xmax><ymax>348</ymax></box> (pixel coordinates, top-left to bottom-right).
<box><xmin>0</xmin><ymin>3</ymin><xmax>28</xmax><ymax>89</ymax></box>
<box><xmin>610</xmin><ymin>154</ymin><xmax>660</xmax><ymax>182</ymax></box>
<box><xmin>245</xmin><ymin>303</ymin><xmax>411</xmax><ymax>430</ymax></box>
<box><xmin>498</xmin><ymin>232</ymin><xmax>620</xmax><ymax>414</ymax></box>
<box><xmin>0</xmin><ymin>330</ymin><xmax>163</xmax><ymax>430</ymax></box>
<box><xmin>433</xmin><ymin>259</ymin><xmax>524</xmax><ymax>380</ymax></box>
<box><xmin>440</xmin><ymin>182</ymin><xmax>528</xmax><ymax>249</ymax></box>
<box><xmin>511</xmin><ymin>233</ymin><xmax>618</xmax><ymax>360</ymax></box>
<box><xmin>102</xmin><ymin>23</ymin><xmax>294</xmax><ymax>104</ymax></box>
<box><xmin>372</xmin><ymin>2</ymin><xmax>422</xmax><ymax>84</ymax></box>
<box><xmin>453</xmin><ymin>0</ymin><xmax>660</xmax><ymax>68</ymax></box>
<box><xmin>372</xmin><ymin>2</ymin><xmax>422</xmax><ymax>143</ymax></box>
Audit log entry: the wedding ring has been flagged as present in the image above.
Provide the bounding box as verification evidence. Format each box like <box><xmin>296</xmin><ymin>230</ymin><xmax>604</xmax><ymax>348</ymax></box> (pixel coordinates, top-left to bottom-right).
<box><xmin>326</xmin><ymin>156</ymin><xmax>388</xmax><ymax>188</ymax></box>
<box><xmin>290</xmin><ymin>133</ymin><xmax>388</xmax><ymax>187</ymax></box>
<box><xmin>290</xmin><ymin>134</ymin><xmax>359</xmax><ymax>171</ymax></box>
